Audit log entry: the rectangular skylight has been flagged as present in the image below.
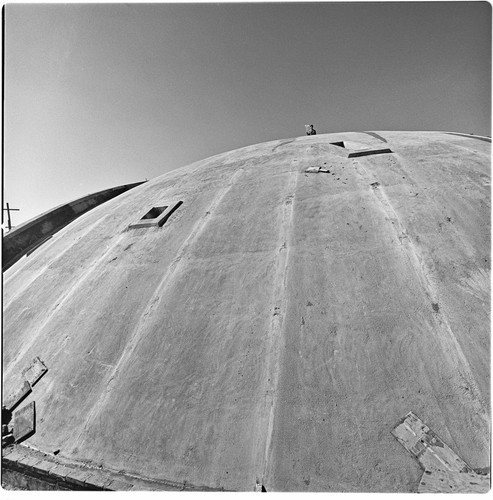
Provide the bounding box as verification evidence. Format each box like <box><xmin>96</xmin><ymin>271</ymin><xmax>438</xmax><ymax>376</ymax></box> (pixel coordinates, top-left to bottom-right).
<box><xmin>141</xmin><ymin>206</ymin><xmax>167</xmax><ymax>220</ymax></box>
<box><xmin>128</xmin><ymin>201</ymin><xmax>183</xmax><ymax>229</ymax></box>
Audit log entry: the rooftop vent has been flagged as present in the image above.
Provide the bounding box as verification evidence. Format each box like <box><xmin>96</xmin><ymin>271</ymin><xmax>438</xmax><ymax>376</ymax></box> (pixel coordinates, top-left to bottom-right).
<box><xmin>128</xmin><ymin>201</ymin><xmax>183</xmax><ymax>229</ymax></box>
<box><xmin>331</xmin><ymin>140</ymin><xmax>393</xmax><ymax>157</ymax></box>
<box><xmin>348</xmin><ymin>148</ymin><xmax>393</xmax><ymax>158</ymax></box>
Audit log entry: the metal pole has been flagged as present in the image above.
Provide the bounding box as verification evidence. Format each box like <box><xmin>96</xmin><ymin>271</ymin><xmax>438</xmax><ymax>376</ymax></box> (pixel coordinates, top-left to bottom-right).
<box><xmin>3</xmin><ymin>204</ymin><xmax>20</xmax><ymax>231</ymax></box>
<box><xmin>6</xmin><ymin>202</ymin><xmax>11</xmax><ymax>231</ymax></box>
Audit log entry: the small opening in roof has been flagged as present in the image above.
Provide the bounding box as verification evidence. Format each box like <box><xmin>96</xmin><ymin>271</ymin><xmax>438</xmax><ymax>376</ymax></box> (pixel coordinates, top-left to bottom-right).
<box><xmin>128</xmin><ymin>201</ymin><xmax>183</xmax><ymax>230</ymax></box>
<box><xmin>331</xmin><ymin>141</ymin><xmax>345</xmax><ymax>148</ymax></box>
<box><xmin>141</xmin><ymin>206</ymin><xmax>168</xmax><ymax>220</ymax></box>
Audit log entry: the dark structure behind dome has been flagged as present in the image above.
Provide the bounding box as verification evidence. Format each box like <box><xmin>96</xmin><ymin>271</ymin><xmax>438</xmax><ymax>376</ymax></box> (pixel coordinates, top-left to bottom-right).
<box><xmin>2</xmin><ymin>131</ymin><xmax>490</xmax><ymax>491</ymax></box>
<box><xmin>3</xmin><ymin>181</ymin><xmax>146</xmax><ymax>271</ymax></box>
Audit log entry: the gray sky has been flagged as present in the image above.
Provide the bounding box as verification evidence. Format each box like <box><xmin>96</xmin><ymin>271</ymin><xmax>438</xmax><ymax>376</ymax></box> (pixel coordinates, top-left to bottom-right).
<box><xmin>4</xmin><ymin>2</ymin><xmax>491</xmax><ymax>226</ymax></box>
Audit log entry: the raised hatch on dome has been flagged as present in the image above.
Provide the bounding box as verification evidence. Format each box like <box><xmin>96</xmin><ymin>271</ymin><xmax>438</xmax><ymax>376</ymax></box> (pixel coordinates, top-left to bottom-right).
<box><xmin>330</xmin><ymin>140</ymin><xmax>393</xmax><ymax>157</ymax></box>
<box><xmin>128</xmin><ymin>200</ymin><xmax>183</xmax><ymax>229</ymax></box>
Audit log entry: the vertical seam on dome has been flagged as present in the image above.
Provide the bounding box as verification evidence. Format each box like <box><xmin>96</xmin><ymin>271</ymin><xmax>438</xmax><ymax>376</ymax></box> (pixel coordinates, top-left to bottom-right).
<box><xmin>73</xmin><ymin>168</ymin><xmax>246</xmax><ymax>449</ymax></box>
<box><xmin>4</xmin><ymin>227</ymin><xmax>125</xmax><ymax>380</ymax></box>
<box><xmin>256</xmin><ymin>161</ymin><xmax>299</xmax><ymax>486</ymax></box>
<box><xmin>4</xmin><ymin>214</ymin><xmax>112</xmax><ymax>311</ymax></box>
<box><xmin>353</xmin><ymin>158</ymin><xmax>488</xmax><ymax>429</ymax></box>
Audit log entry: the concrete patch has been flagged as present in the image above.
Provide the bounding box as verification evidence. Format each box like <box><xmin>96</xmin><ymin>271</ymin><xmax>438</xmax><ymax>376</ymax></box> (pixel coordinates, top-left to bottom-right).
<box><xmin>13</xmin><ymin>402</ymin><xmax>35</xmax><ymax>443</ymax></box>
<box><xmin>392</xmin><ymin>411</ymin><xmax>471</xmax><ymax>472</ymax></box>
<box><xmin>22</xmin><ymin>357</ymin><xmax>48</xmax><ymax>387</ymax></box>
<box><xmin>419</xmin><ymin>468</ymin><xmax>490</xmax><ymax>493</ymax></box>
<box><xmin>393</xmin><ymin>412</ymin><xmax>489</xmax><ymax>492</ymax></box>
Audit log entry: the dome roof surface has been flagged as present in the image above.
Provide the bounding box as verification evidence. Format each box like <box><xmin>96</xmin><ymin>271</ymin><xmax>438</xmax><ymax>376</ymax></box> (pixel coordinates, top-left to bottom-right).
<box><xmin>3</xmin><ymin>131</ymin><xmax>490</xmax><ymax>491</ymax></box>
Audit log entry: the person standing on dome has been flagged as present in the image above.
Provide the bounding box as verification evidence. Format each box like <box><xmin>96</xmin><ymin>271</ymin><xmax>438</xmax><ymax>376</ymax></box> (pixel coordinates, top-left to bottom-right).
<box><xmin>305</xmin><ymin>124</ymin><xmax>317</xmax><ymax>135</ymax></box>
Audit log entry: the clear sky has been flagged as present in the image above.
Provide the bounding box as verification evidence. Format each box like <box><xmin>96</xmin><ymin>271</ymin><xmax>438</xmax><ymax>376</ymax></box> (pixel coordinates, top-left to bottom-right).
<box><xmin>4</xmin><ymin>2</ymin><xmax>491</xmax><ymax>226</ymax></box>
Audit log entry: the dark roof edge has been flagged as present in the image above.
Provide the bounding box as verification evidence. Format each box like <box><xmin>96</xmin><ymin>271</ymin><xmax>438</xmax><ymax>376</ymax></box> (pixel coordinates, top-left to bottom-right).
<box><xmin>2</xmin><ymin>181</ymin><xmax>147</xmax><ymax>272</ymax></box>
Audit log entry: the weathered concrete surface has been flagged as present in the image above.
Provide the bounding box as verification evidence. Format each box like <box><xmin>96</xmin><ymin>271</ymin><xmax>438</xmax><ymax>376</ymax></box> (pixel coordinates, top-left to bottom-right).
<box><xmin>2</xmin><ymin>181</ymin><xmax>146</xmax><ymax>271</ymax></box>
<box><xmin>392</xmin><ymin>411</ymin><xmax>472</xmax><ymax>473</ymax></box>
<box><xmin>418</xmin><ymin>468</ymin><xmax>490</xmax><ymax>493</ymax></box>
<box><xmin>392</xmin><ymin>412</ymin><xmax>490</xmax><ymax>492</ymax></box>
<box><xmin>2</xmin><ymin>131</ymin><xmax>490</xmax><ymax>491</ymax></box>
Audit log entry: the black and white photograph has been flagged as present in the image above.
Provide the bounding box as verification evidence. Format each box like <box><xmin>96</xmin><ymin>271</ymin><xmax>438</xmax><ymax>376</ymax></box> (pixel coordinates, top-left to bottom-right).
<box><xmin>2</xmin><ymin>1</ymin><xmax>491</xmax><ymax>494</ymax></box>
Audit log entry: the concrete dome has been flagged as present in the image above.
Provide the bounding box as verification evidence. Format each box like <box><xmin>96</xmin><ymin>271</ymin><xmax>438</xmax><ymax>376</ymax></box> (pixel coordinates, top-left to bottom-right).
<box><xmin>3</xmin><ymin>131</ymin><xmax>490</xmax><ymax>491</ymax></box>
